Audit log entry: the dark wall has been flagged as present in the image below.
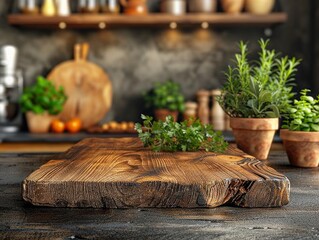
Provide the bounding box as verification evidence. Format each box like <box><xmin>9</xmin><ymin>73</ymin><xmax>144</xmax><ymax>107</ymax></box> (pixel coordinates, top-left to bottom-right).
<box><xmin>315</xmin><ymin>0</ymin><xmax>319</xmax><ymax>92</ymax></box>
<box><xmin>0</xmin><ymin>0</ymin><xmax>317</xmax><ymax>122</ymax></box>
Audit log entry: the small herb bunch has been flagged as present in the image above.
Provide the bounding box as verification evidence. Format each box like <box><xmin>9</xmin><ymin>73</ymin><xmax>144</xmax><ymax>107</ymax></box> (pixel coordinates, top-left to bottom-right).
<box><xmin>135</xmin><ymin>114</ymin><xmax>228</xmax><ymax>152</ymax></box>
<box><xmin>144</xmin><ymin>80</ymin><xmax>185</xmax><ymax>112</ymax></box>
<box><xmin>282</xmin><ymin>89</ymin><xmax>319</xmax><ymax>132</ymax></box>
<box><xmin>219</xmin><ymin>39</ymin><xmax>300</xmax><ymax>118</ymax></box>
<box><xmin>20</xmin><ymin>76</ymin><xmax>67</xmax><ymax>115</ymax></box>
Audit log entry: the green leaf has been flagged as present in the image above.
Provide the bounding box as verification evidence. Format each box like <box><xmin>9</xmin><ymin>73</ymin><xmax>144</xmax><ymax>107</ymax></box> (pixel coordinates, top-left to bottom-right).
<box><xmin>293</xmin><ymin>119</ymin><xmax>302</xmax><ymax>125</ymax></box>
<box><xmin>311</xmin><ymin>124</ymin><xmax>319</xmax><ymax>131</ymax></box>
<box><xmin>259</xmin><ymin>91</ymin><xmax>272</xmax><ymax>103</ymax></box>
<box><xmin>247</xmin><ymin>99</ymin><xmax>257</xmax><ymax>108</ymax></box>
<box><xmin>268</xmin><ymin>105</ymin><xmax>280</xmax><ymax>118</ymax></box>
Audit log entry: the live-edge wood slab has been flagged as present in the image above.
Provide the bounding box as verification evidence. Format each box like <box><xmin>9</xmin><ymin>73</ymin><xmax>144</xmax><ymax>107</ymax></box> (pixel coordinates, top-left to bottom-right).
<box><xmin>22</xmin><ymin>138</ymin><xmax>290</xmax><ymax>208</ymax></box>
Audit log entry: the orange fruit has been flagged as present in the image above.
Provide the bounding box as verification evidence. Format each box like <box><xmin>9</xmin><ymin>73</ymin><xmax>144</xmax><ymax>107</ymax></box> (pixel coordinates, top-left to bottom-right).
<box><xmin>65</xmin><ymin>118</ymin><xmax>82</xmax><ymax>133</ymax></box>
<box><xmin>51</xmin><ymin>119</ymin><xmax>65</xmax><ymax>133</ymax></box>
<box><xmin>108</xmin><ymin>121</ymin><xmax>118</xmax><ymax>130</ymax></box>
<box><xmin>120</xmin><ymin>122</ymin><xmax>128</xmax><ymax>131</ymax></box>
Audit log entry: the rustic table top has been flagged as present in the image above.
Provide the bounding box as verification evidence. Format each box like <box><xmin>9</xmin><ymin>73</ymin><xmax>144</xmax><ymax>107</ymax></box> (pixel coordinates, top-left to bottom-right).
<box><xmin>0</xmin><ymin>146</ymin><xmax>319</xmax><ymax>240</ymax></box>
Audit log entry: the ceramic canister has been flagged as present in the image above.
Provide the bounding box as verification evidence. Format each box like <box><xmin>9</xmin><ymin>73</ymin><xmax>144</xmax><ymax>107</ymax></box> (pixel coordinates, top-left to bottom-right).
<box><xmin>188</xmin><ymin>0</ymin><xmax>217</xmax><ymax>13</ymax></box>
<box><xmin>161</xmin><ymin>0</ymin><xmax>186</xmax><ymax>15</ymax></box>
<box><xmin>221</xmin><ymin>0</ymin><xmax>244</xmax><ymax>14</ymax></box>
<box><xmin>245</xmin><ymin>0</ymin><xmax>275</xmax><ymax>14</ymax></box>
<box><xmin>55</xmin><ymin>0</ymin><xmax>71</xmax><ymax>16</ymax></box>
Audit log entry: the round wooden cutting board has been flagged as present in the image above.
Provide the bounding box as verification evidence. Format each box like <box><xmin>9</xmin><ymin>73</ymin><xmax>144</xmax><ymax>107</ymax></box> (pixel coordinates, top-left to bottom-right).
<box><xmin>47</xmin><ymin>43</ymin><xmax>112</xmax><ymax>129</ymax></box>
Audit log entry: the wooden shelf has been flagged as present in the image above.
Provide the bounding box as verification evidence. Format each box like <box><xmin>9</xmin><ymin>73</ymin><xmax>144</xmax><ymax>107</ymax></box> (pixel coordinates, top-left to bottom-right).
<box><xmin>7</xmin><ymin>13</ymin><xmax>287</xmax><ymax>29</ymax></box>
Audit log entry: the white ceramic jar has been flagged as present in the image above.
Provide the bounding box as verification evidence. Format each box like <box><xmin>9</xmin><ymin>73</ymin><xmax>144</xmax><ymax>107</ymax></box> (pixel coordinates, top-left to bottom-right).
<box><xmin>55</xmin><ymin>0</ymin><xmax>71</xmax><ymax>16</ymax></box>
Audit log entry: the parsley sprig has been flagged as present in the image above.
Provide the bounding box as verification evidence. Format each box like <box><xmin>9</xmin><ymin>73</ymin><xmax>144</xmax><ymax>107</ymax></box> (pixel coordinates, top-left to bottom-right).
<box><xmin>135</xmin><ymin>114</ymin><xmax>228</xmax><ymax>153</ymax></box>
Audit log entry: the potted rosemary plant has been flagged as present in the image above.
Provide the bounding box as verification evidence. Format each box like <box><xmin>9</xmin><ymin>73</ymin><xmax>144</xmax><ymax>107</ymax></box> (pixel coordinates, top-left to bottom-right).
<box><xmin>218</xmin><ymin>39</ymin><xmax>300</xmax><ymax>160</ymax></box>
<box><xmin>280</xmin><ymin>89</ymin><xmax>319</xmax><ymax>168</ymax></box>
<box><xmin>144</xmin><ymin>80</ymin><xmax>185</xmax><ymax>121</ymax></box>
<box><xmin>20</xmin><ymin>76</ymin><xmax>67</xmax><ymax>133</ymax></box>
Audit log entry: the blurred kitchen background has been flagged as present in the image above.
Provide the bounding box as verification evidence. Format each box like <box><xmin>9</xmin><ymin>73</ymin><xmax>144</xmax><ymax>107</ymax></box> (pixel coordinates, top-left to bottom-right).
<box><xmin>0</xmin><ymin>0</ymin><xmax>318</xmax><ymax>140</ymax></box>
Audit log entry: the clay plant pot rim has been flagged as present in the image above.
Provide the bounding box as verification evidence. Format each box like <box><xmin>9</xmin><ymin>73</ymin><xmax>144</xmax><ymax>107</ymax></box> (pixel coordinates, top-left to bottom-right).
<box><xmin>280</xmin><ymin>129</ymin><xmax>319</xmax><ymax>142</ymax></box>
<box><xmin>230</xmin><ymin>117</ymin><xmax>279</xmax><ymax>130</ymax></box>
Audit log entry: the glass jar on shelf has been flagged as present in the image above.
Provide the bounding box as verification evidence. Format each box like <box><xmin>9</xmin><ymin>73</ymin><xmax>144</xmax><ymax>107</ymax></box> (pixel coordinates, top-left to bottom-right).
<box><xmin>79</xmin><ymin>0</ymin><xmax>100</xmax><ymax>13</ymax></box>
<box><xmin>100</xmin><ymin>0</ymin><xmax>120</xmax><ymax>14</ymax></box>
<box><xmin>18</xmin><ymin>0</ymin><xmax>39</xmax><ymax>14</ymax></box>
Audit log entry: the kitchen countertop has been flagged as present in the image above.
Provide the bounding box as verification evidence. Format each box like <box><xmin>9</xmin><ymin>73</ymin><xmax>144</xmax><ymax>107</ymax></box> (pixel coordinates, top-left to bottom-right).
<box><xmin>0</xmin><ymin>131</ymin><xmax>283</xmax><ymax>143</ymax></box>
<box><xmin>0</xmin><ymin>147</ymin><xmax>318</xmax><ymax>239</ymax></box>
<box><xmin>0</xmin><ymin>132</ymin><xmax>138</xmax><ymax>143</ymax></box>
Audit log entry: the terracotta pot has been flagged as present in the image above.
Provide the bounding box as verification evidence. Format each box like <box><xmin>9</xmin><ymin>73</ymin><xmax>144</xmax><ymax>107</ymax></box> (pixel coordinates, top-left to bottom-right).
<box><xmin>26</xmin><ymin>112</ymin><xmax>55</xmax><ymax>133</ymax></box>
<box><xmin>280</xmin><ymin>129</ymin><xmax>319</xmax><ymax>168</ymax></box>
<box><xmin>230</xmin><ymin>118</ymin><xmax>279</xmax><ymax>160</ymax></box>
<box><xmin>154</xmin><ymin>109</ymin><xmax>178</xmax><ymax>122</ymax></box>
<box><xmin>221</xmin><ymin>0</ymin><xmax>244</xmax><ymax>14</ymax></box>
<box><xmin>245</xmin><ymin>0</ymin><xmax>275</xmax><ymax>15</ymax></box>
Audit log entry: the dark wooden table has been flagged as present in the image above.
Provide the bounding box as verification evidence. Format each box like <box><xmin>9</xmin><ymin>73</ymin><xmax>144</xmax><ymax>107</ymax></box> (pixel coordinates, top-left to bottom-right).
<box><xmin>1</xmin><ymin>147</ymin><xmax>319</xmax><ymax>240</ymax></box>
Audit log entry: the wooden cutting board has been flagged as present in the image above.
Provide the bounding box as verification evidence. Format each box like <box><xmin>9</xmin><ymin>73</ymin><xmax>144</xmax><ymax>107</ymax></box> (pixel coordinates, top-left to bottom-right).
<box><xmin>22</xmin><ymin>138</ymin><xmax>290</xmax><ymax>208</ymax></box>
<box><xmin>47</xmin><ymin>43</ymin><xmax>112</xmax><ymax>129</ymax></box>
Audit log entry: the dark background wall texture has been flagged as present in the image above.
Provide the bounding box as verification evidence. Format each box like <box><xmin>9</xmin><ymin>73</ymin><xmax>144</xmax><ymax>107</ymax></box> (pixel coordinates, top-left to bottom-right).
<box><xmin>0</xmin><ymin>0</ymin><xmax>318</xmax><ymax>122</ymax></box>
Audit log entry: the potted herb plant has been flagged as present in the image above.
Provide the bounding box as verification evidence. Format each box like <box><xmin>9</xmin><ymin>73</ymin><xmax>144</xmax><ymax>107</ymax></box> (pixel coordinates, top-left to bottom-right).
<box><xmin>280</xmin><ymin>89</ymin><xmax>319</xmax><ymax>168</ymax></box>
<box><xmin>144</xmin><ymin>80</ymin><xmax>185</xmax><ymax>121</ymax></box>
<box><xmin>20</xmin><ymin>76</ymin><xmax>67</xmax><ymax>133</ymax></box>
<box><xmin>218</xmin><ymin>39</ymin><xmax>300</xmax><ymax>160</ymax></box>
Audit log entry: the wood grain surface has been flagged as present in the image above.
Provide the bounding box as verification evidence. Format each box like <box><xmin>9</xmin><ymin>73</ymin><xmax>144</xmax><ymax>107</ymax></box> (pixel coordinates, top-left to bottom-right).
<box><xmin>47</xmin><ymin>43</ymin><xmax>112</xmax><ymax>129</ymax></box>
<box><xmin>23</xmin><ymin>138</ymin><xmax>290</xmax><ymax>208</ymax></box>
<box><xmin>8</xmin><ymin>13</ymin><xmax>287</xmax><ymax>29</ymax></box>
<box><xmin>2</xmin><ymin>149</ymin><xmax>319</xmax><ymax>240</ymax></box>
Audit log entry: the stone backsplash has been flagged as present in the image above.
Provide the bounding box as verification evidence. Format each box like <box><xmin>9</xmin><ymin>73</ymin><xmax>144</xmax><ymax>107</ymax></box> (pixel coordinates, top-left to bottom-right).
<box><xmin>0</xmin><ymin>0</ymin><xmax>314</xmax><ymax>122</ymax></box>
